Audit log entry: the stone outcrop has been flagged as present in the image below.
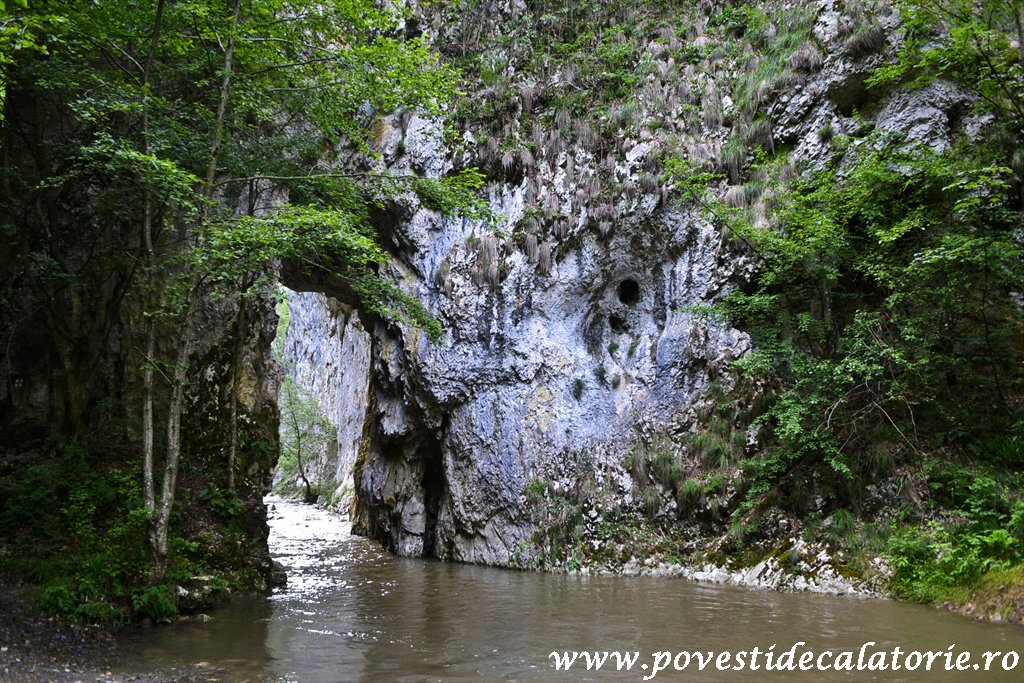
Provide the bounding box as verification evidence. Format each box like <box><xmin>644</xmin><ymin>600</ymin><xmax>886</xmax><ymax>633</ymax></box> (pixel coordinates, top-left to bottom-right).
<box><xmin>279</xmin><ymin>0</ymin><xmax>978</xmax><ymax>577</ymax></box>
<box><xmin>283</xmin><ymin>113</ymin><xmax>753</xmax><ymax>563</ymax></box>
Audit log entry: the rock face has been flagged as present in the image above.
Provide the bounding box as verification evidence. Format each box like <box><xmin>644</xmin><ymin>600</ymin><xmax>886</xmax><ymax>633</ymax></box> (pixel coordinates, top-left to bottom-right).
<box><xmin>277</xmin><ymin>290</ymin><xmax>372</xmax><ymax>508</ymax></box>
<box><xmin>281</xmin><ymin>0</ymin><xmax>975</xmax><ymax>571</ymax></box>
<box><xmin>179</xmin><ymin>288</ymin><xmax>283</xmax><ymax>584</ymax></box>
<box><xmin>285</xmin><ymin>114</ymin><xmax>751</xmax><ymax>564</ymax></box>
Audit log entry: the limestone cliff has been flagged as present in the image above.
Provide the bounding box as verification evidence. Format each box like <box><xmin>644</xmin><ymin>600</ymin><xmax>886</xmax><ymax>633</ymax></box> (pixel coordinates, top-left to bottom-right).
<box><xmin>280</xmin><ymin>0</ymin><xmax>980</xmax><ymax>578</ymax></box>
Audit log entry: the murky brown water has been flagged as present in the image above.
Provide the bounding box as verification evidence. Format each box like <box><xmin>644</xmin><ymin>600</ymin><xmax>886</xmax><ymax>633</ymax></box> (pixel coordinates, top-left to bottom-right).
<box><xmin>115</xmin><ymin>498</ymin><xmax>1023</xmax><ymax>682</ymax></box>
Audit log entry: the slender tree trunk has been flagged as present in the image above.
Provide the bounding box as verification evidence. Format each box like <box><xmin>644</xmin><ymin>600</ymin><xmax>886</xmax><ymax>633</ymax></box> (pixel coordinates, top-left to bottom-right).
<box><xmin>54</xmin><ymin>340</ymin><xmax>86</xmax><ymax>436</ymax></box>
<box><xmin>140</xmin><ymin>0</ymin><xmax>166</xmax><ymax>570</ymax></box>
<box><xmin>203</xmin><ymin>0</ymin><xmax>242</xmax><ymax>193</ymax></box>
<box><xmin>226</xmin><ymin>295</ymin><xmax>248</xmax><ymax>491</ymax></box>
<box><xmin>284</xmin><ymin>383</ymin><xmax>315</xmax><ymax>503</ymax></box>
<box><xmin>151</xmin><ymin>0</ymin><xmax>242</xmax><ymax>582</ymax></box>
<box><xmin>292</xmin><ymin>411</ymin><xmax>314</xmax><ymax>503</ymax></box>
<box><xmin>151</xmin><ymin>320</ymin><xmax>196</xmax><ymax>579</ymax></box>
<box><xmin>142</xmin><ymin>318</ymin><xmax>156</xmax><ymax>506</ymax></box>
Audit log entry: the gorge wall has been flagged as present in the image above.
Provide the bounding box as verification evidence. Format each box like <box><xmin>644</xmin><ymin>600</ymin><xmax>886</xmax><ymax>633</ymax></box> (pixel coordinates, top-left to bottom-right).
<box><xmin>280</xmin><ymin>0</ymin><xmax>979</xmax><ymax>573</ymax></box>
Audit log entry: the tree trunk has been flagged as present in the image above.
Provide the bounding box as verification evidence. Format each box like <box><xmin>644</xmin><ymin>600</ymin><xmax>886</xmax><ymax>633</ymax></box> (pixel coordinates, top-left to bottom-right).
<box><xmin>141</xmin><ymin>0</ymin><xmax>166</xmax><ymax>556</ymax></box>
<box><xmin>287</xmin><ymin>394</ymin><xmax>316</xmax><ymax>504</ymax></box>
<box><xmin>142</xmin><ymin>316</ymin><xmax>156</xmax><ymax>554</ymax></box>
<box><xmin>150</xmin><ymin>0</ymin><xmax>241</xmax><ymax>582</ymax></box>
<box><xmin>226</xmin><ymin>295</ymin><xmax>248</xmax><ymax>491</ymax></box>
<box><xmin>297</xmin><ymin>451</ymin><xmax>316</xmax><ymax>504</ymax></box>
<box><xmin>151</xmin><ymin>319</ymin><xmax>193</xmax><ymax>581</ymax></box>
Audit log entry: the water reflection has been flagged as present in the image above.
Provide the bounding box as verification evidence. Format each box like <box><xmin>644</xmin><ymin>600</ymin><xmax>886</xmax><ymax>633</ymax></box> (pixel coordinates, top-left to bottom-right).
<box><xmin>119</xmin><ymin>596</ymin><xmax>274</xmax><ymax>680</ymax></box>
<box><xmin>115</xmin><ymin>498</ymin><xmax>1023</xmax><ymax>682</ymax></box>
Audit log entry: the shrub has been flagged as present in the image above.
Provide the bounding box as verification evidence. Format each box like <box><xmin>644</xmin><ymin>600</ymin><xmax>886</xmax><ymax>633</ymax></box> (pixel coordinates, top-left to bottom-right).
<box><xmin>721</xmin><ymin>136</ymin><xmax>747</xmax><ymax>183</ymax></box>
<box><xmin>724</xmin><ymin>185</ymin><xmax>748</xmax><ymax>208</ymax></box>
<box><xmin>572</xmin><ymin>378</ymin><xmax>585</xmax><ymax>400</ymax></box>
<box><xmin>200</xmin><ymin>483</ymin><xmax>243</xmax><ymax>520</ymax></box>
<box><xmin>845</xmin><ymin>24</ymin><xmax>885</xmax><ymax>59</ymax></box>
<box><xmin>131</xmin><ymin>585</ymin><xmax>178</xmax><ymax>624</ymax></box>
<box><xmin>678</xmin><ymin>478</ymin><xmax>704</xmax><ymax>512</ymax></box>
<box><xmin>526</xmin><ymin>478</ymin><xmax>547</xmax><ymax>502</ymax></box>
<box><xmin>817</xmin><ymin>121</ymin><xmax>835</xmax><ymax>142</ymax></box>
<box><xmin>788</xmin><ymin>41</ymin><xmax>823</xmax><ymax>72</ymax></box>
<box><xmin>640</xmin><ymin>486</ymin><xmax>662</xmax><ymax>517</ymax></box>
<box><xmin>744</xmin><ymin>118</ymin><xmax>774</xmax><ymax>153</ymax></box>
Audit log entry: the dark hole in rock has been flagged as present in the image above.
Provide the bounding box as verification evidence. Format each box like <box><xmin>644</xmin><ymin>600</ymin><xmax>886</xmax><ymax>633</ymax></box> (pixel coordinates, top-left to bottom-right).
<box><xmin>617</xmin><ymin>279</ymin><xmax>640</xmax><ymax>305</ymax></box>
<box><xmin>827</xmin><ymin>75</ymin><xmax>874</xmax><ymax>119</ymax></box>
<box><xmin>610</xmin><ymin>314</ymin><xmax>628</xmax><ymax>334</ymax></box>
<box><xmin>421</xmin><ymin>443</ymin><xmax>445</xmax><ymax>559</ymax></box>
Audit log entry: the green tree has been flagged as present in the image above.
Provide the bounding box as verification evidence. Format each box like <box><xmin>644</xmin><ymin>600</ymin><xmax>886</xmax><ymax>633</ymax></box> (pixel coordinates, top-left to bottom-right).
<box><xmin>662</xmin><ymin>1</ymin><xmax>1024</xmax><ymax>532</ymax></box>
<box><xmin>2</xmin><ymin>0</ymin><xmax>484</xmax><ymax>581</ymax></box>
<box><xmin>723</xmin><ymin>141</ymin><xmax>1023</xmax><ymax>503</ymax></box>
<box><xmin>278</xmin><ymin>377</ymin><xmax>335</xmax><ymax>504</ymax></box>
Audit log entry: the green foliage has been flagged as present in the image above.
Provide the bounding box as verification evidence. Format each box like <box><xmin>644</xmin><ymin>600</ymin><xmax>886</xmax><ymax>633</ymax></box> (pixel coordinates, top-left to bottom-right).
<box><xmin>888</xmin><ymin>513</ymin><xmax>1023</xmax><ymax>603</ymax></box>
<box><xmin>2</xmin><ymin>0</ymin><xmax>491</xmax><ymax>599</ymax></box>
<box><xmin>652</xmin><ymin>1</ymin><xmax>1024</xmax><ymax>603</ymax></box>
<box><xmin>276</xmin><ymin>376</ymin><xmax>336</xmax><ymax>500</ymax></box>
<box><xmin>677</xmin><ymin>477</ymin><xmax>704</xmax><ymax>512</ymax></box>
<box><xmin>716</xmin><ymin>138</ymin><xmax>1023</xmax><ymax>509</ymax></box>
<box><xmin>729</xmin><ymin>3</ymin><xmax>818</xmax><ymax>119</ymax></box>
<box><xmin>200</xmin><ymin>483</ymin><xmax>243</xmax><ymax>520</ymax></box>
<box><xmin>0</xmin><ymin>0</ymin><xmax>55</xmax><ymax>122</ymax></box>
<box><xmin>730</xmin><ymin>137</ymin><xmax>1024</xmax><ymax>583</ymax></box>
<box><xmin>0</xmin><ymin>445</ymin><xmax>150</xmax><ymax>623</ymax></box>
<box><xmin>526</xmin><ymin>478</ymin><xmax>547</xmax><ymax>502</ymax></box>
<box><xmin>6</xmin><ymin>0</ymin><xmax>483</xmax><ymax>368</ymax></box>
<box><xmin>707</xmin><ymin>5</ymin><xmax>764</xmax><ymax>37</ymax></box>
<box><xmin>626</xmin><ymin>436</ymin><xmax>687</xmax><ymax>513</ymax></box>
<box><xmin>572</xmin><ymin>378</ymin><xmax>585</xmax><ymax>400</ymax></box>
<box><xmin>869</xmin><ymin>0</ymin><xmax>1024</xmax><ymax>128</ymax></box>
<box><xmin>130</xmin><ymin>584</ymin><xmax>178</xmax><ymax>624</ymax></box>
<box><xmin>639</xmin><ymin>486</ymin><xmax>662</xmax><ymax>517</ymax></box>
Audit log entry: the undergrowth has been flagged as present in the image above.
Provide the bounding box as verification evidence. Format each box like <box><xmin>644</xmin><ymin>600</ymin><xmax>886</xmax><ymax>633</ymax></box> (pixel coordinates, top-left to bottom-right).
<box><xmin>0</xmin><ymin>442</ymin><xmax>253</xmax><ymax>625</ymax></box>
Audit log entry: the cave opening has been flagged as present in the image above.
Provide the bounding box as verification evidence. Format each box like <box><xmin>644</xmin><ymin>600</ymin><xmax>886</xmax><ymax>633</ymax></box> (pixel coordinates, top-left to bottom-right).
<box><xmin>617</xmin><ymin>278</ymin><xmax>640</xmax><ymax>305</ymax></box>
<box><xmin>420</xmin><ymin>444</ymin><xmax>445</xmax><ymax>559</ymax></box>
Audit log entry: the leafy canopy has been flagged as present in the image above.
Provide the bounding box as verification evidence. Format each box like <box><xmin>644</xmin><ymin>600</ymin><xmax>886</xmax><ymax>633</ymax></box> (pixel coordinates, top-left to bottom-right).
<box><xmin>11</xmin><ymin>0</ymin><xmax>486</xmax><ymax>341</ymax></box>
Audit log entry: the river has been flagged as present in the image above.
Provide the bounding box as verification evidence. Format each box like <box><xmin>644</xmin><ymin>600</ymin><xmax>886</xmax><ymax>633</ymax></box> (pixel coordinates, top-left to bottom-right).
<box><xmin>114</xmin><ymin>497</ymin><xmax>1023</xmax><ymax>682</ymax></box>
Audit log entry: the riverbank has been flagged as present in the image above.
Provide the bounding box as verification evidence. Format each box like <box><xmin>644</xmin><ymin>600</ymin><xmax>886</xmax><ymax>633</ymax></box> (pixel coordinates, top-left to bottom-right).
<box><xmin>623</xmin><ymin>554</ymin><xmax>1024</xmax><ymax>626</ymax></box>
<box><xmin>0</xmin><ymin>584</ymin><xmax>229</xmax><ymax>682</ymax></box>
<box><xmin>560</xmin><ymin>528</ymin><xmax>1024</xmax><ymax>626</ymax></box>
